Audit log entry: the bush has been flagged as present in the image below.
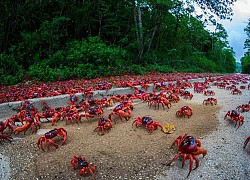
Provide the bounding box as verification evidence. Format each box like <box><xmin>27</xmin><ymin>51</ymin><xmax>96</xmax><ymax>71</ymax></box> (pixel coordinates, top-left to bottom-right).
<box><xmin>146</xmin><ymin>64</ymin><xmax>173</xmax><ymax>73</ymax></box>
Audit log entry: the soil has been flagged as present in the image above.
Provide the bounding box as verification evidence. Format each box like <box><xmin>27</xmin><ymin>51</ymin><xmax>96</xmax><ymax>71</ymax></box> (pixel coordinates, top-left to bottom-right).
<box><xmin>1</xmin><ymin>98</ymin><xmax>219</xmax><ymax>180</ymax></box>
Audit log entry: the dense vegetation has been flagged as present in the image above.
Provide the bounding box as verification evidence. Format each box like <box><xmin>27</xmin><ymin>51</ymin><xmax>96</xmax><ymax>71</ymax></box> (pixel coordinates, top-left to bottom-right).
<box><xmin>0</xmin><ymin>0</ymin><xmax>237</xmax><ymax>85</ymax></box>
<box><xmin>241</xmin><ymin>18</ymin><xmax>250</xmax><ymax>74</ymax></box>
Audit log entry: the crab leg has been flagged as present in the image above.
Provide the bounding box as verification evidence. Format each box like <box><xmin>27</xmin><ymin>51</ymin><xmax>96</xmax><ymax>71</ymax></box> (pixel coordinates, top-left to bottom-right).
<box><xmin>186</xmin><ymin>154</ymin><xmax>194</xmax><ymax>177</ymax></box>
<box><xmin>88</xmin><ymin>165</ymin><xmax>96</xmax><ymax>179</ymax></box>
<box><xmin>193</xmin><ymin>155</ymin><xmax>199</xmax><ymax>170</ymax></box>
<box><xmin>166</xmin><ymin>154</ymin><xmax>179</xmax><ymax>166</ymax></box>
<box><xmin>45</xmin><ymin>139</ymin><xmax>59</xmax><ymax>150</ymax></box>
<box><xmin>244</xmin><ymin>136</ymin><xmax>250</xmax><ymax>148</ymax></box>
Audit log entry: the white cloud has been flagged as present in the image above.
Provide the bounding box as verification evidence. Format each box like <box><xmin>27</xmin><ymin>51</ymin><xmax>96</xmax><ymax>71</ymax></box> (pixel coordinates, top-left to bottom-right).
<box><xmin>220</xmin><ymin>0</ymin><xmax>250</xmax><ymax>62</ymax></box>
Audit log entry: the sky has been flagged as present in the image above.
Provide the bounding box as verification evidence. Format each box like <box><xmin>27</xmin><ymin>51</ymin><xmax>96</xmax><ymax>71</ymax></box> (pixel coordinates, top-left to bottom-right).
<box><xmin>219</xmin><ymin>0</ymin><xmax>250</xmax><ymax>62</ymax></box>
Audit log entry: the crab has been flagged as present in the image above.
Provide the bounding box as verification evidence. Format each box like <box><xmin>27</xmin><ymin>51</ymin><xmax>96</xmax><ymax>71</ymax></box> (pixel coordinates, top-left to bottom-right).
<box><xmin>224</xmin><ymin>110</ymin><xmax>241</xmax><ymax>120</ymax></box>
<box><xmin>167</xmin><ymin>94</ymin><xmax>180</xmax><ymax>103</ymax></box>
<box><xmin>240</xmin><ymin>85</ymin><xmax>246</xmax><ymax>89</ymax></box>
<box><xmin>244</xmin><ymin>136</ymin><xmax>250</xmax><ymax>149</ymax></box>
<box><xmin>176</xmin><ymin>106</ymin><xmax>193</xmax><ymax>118</ymax></box>
<box><xmin>166</xmin><ymin>133</ymin><xmax>207</xmax><ymax>177</ymax></box>
<box><xmin>0</xmin><ymin>118</ymin><xmax>15</xmax><ymax>133</ymax></box>
<box><xmin>41</xmin><ymin>100</ymin><xmax>51</xmax><ymax>112</ymax></box>
<box><xmin>83</xmin><ymin>86</ymin><xmax>94</xmax><ymax>99</ymax></box>
<box><xmin>71</xmin><ymin>155</ymin><xmax>96</xmax><ymax>177</ymax></box>
<box><xmin>13</xmin><ymin>111</ymin><xmax>40</xmax><ymax>134</ymax></box>
<box><xmin>148</xmin><ymin>95</ymin><xmax>171</xmax><ymax>110</ymax></box>
<box><xmin>69</xmin><ymin>94</ymin><xmax>78</xmax><ymax>105</ymax></box>
<box><xmin>0</xmin><ymin>133</ymin><xmax>13</xmax><ymax>143</ymax></box>
<box><xmin>204</xmin><ymin>90</ymin><xmax>215</xmax><ymax>96</ymax></box>
<box><xmin>203</xmin><ymin>98</ymin><xmax>217</xmax><ymax>105</ymax></box>
<box><xmin>35</xmin><ymin>110</ymin><xmax>55</xmax><ymax>123</ymax></box>
<box><xmin>80</xmin><ymin>106</ymin><xmax>104</xmax><ymax>120</ymax></box>
<box><xmin>231</xmin><ymin>88</ymin><xmax>242</xmax><ymax>95</ymax></box>
<box><xmin>181</xmin><ymin>91</ymin><xmax>193</xmax><ymax>100</ymax></box>
<box><xmin>224</xmin><ymin>110</ymin><xmax>244</xmax><ymax>128</ymax></box>
<box><xmin>109</xmin><ymin>106</ymin><xmax>132</xmax><ymax>123</ymax></box>
<box><xmin>65</xmin><ymin>110</ymin><xmax>81</xmax><ymax>125</ymax></box>
<box><xmin>20</xmin><ymin>100</ymin><xmax>37</xmax><ymax>113</ymax></box>
<box><xmin>194</xmin><ymin>86</ymin><xmax>205</xmax><ymax>93</ymax></box>
<box><xmin>112</xmin><ymin>100</ymin><xmax>134</xmax><ymax>112</ymax></box>
<box><xmin>94</xmin><ymin>118</ymin><xmax>112</xmax><ymax>135</ymax></box>
<box><xmin>10</xmin><ymin>110</ymin><xmax>26</xmax><ymax>125</ymax></box>
<box><xmin>236</xmin><ymin>104</ymin><xmax>250</xmax><ymax>112</ymax></box>
<box><xmin>37</xmin><ymin>128</ymin><xmax>67</xmax><ymax>151</ymax></box>
<box><xmin>132</xmin><ymin>116</ymin><xmax>163</xmax><ymax>133</ymax></box>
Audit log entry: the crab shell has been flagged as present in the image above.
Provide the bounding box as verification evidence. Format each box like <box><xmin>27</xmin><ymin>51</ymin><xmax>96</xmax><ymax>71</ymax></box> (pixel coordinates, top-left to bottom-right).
<box><xmin>179</xmin><ymin>136</ymin><xmax>198</xmax><ymax>154</ymax></box>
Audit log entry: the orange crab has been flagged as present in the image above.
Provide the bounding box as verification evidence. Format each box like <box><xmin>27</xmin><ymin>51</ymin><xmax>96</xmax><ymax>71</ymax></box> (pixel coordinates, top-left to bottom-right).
<box><xmin>132</xmin><ymin>116</ymin><xmax>163</xmax><ymax>133</ymax></box>
<box><xmin>71</xmin><ymin>155</ymin><xmax>96</xmax><ymax>177</ymax></box>
<box><xmin>166</xmin><ymin>133</ymin><xmax>207</xmax><ymax>177</ymax></box>
<box><xmin>176</xmin><ymin>106</ymin><xmax>193</xmax><ymax>118</ymax></box>
<box><xmin>94</xmin><ymin>118</ymin><xmax>112</xmax><ymax>135</ymax></box>
<box><xmin>37</xmin><ymin>128</ymin><xmax>67</xmax><ymax>151</ymax></box>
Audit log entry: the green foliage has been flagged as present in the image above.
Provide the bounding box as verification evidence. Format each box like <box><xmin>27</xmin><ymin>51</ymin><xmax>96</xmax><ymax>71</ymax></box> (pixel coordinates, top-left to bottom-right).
<box><xmin>241</xmin><ymin>54</ymin><xmax>250</xmax><ymax>74</ymax></box>
<box><xmin>0</xmin><ymin>0</ymin><xmax>237</xmax><ymax>85</ymax></box>
<box><xmin>146</xmin><ymin>64</ymin><xmax>173</xmax><ymax>73</ymax></box>
<box><xmin>188</xmin><ymin>52</ymin><xmax>216</xmax><ymax>72</ymax></box>
<box><xmin>126</xmin><ymin>64</ymin><xmax>144</xmax><ymax>75</ymax></box>
<box><xmin>0</xmin><ymin>53</ymin><xmax>24</xmax><ymax>85</ymax></box>
<box><xmin>65</xmin><ymin>36</ymin><xmax>128</xmax><ymax>76</ymax></box>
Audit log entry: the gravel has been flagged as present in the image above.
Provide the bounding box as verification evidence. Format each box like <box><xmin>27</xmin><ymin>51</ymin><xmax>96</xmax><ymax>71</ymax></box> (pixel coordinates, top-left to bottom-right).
<box><xmin>157</xmin><ymin>81</ymin><xmax>250</xmax><ymax>180</ymax></box>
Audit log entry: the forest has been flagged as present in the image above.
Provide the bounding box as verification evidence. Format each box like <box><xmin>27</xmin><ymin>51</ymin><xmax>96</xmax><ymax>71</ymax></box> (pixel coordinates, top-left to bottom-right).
<box><xmin>241</xmin><ymin>18</ymin><xmax>250</xmax><ymax>74</ymax></box>
<box><xmin>0</xmin><ymin>0</ymin><xmax>240</xmax><ymax>85</ymax></box>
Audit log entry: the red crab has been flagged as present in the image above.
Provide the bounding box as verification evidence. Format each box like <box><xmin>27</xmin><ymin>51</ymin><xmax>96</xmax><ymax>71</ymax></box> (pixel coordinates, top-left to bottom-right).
<box><xmin>35</xmin><ymin>110</ymin><xmax>55</xmax><ymax>123</ymax></box>
<box><xmin>231</xmin><ymin>88</ymin><xmax>242</xmax><ymax>95</ymax></box>
<box><xmin>176</xmin><ymin>106</ymin><xmax>193</xmax><ymax>118</ymax></box>
<box><xmin>166</xmin><ymin>133</ymin><xmax>207</xmax><ymax>177</ymax></box>
<box><xmin>37</xmin><ymin>128</ymin><xmax>67</xmax><ymax>151</ymax></box>
<box><xmin>224</xmin><ymin>110</ymin><xmax>244</xmax><ymax>128</ymax></box>
<box><xmin>240</xmin><ymin>85</ymin><xmax>246</xmax><ymax>89</ymax></box>
<box><xmin>119</xmin><ymin>100</ymin><xmax>134</xmax><ymax>111</ymax></box>
<box><xmin>148</xmin><ymin>94</ymin><xmax>171</xmax><ymax>110</ymax></box>
<box><xmin>244</xmin><ymin>136</ymin><xmax>250</xmax><ymax>149</ymax></box>
<box><xmin>83</xmin><ymin>86</ymin><xmax>94</xmax><ymax>99</ymax></box>
<box><xmin>13</xmin><ymin>111</ymin><xmax>40</xmax><ymax>134</ymax></box>
<box><xmin>0</xmin><ymin>133</ymin><xmax>13</xmax><ymax>143</ymax></box>
<box><xmin>203</xmin><ymin>98</ymin><xmax>217</xmax><ymax>105</ymax></box>
<box><xmin>204</xmin><ymin>90</ymin><xmax>215</xmax><ymax>96</ymax></box>
<box><xmin>224</xmin><ymin>110</ymin><xmax>241</xmax><ymax>120</ymax></box>
<box><xmin>65</xmin><ymin>110</ymin><xmax>81</xmax><ymax>125</ymax></box>
<box><xmin>94</xmin><ymin>118</ymin><xmax>112</xmax><ymax>135</ymax></box>
<box><xmin>21</xmin><ymin>100</ymin><xmax>37</xmax><ymax>113</ymax></box>
<box><xmin>181</xmin><ymin>91</ymin><xmax>193</xmax><ymax>100</ymax></box>
<box><xmin>41</xmin><ymin>100</ymin><xmax>51</xmax><ymax>112</ymax></box>
<box><xmin>10</xmin><ymin>110</ymin><xmax>26</xmax><ymax>125</ymax></box>
<box><xmin>236</xmin><ymin>103</ymin><xmax>250</xmax><ymax>112</ymax></box>
<box><xmin>109</xmin><ymin>106</ymin><xmax>133</xmax><ymax>123</ymax></box>
<box><xmin>69</xmin><ymin>94</ymin><xmax>78</xmax><ymax>105</ymax></box>
<box><xmin>132</xmin><ymin>116</ymin><xmax>163</xmax><ymax>133</ymax></box>
<box><xmin>71</xmin><ymin>155</ymin><xmax>96</xmax><ymax>177</ymax></box>
<box><xmin>0</xmin><ymin>118</ymin><xmax>15</xmax><ymax>133</ymax></box>
<box><xmin>167</xmin><ymin>94</ymin><xmax>180</xmax><ymax>103</ymax></box>
<box><xmin>80</xmin><ymin>106</ymin><xmax>104</xmax><ymax>120</ymax></box>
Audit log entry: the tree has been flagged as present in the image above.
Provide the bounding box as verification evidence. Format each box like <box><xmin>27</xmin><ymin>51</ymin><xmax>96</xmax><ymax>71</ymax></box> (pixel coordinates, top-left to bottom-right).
<box><xmin>241</xmin><ymin>18</ymin><xmax>250</xmax><ymax>74</ymax></box>
<box><xmin>244</xmin><ymin>18</ymin><xmax>250</xmax><ymax>54</ymax></box>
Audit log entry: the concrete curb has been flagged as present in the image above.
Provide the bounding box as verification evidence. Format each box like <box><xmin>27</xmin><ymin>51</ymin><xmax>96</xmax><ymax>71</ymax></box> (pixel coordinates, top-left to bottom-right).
<box><xmin>0</xmin><ymin>85</ymin><xmax>155</xmax><ymax>121</ymax></box>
